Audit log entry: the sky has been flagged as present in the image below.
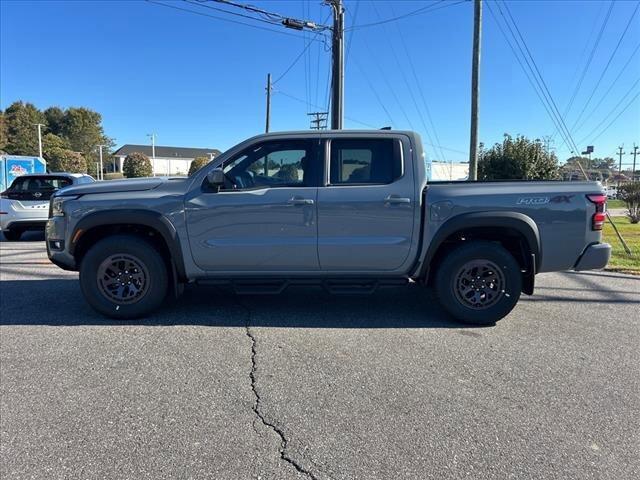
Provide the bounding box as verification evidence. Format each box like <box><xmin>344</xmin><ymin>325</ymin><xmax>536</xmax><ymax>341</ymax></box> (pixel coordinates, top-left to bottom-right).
<box><xmin>1</xmin><ymin>0</ymin><xmax>639</xmax><ymax>165</ymax></box>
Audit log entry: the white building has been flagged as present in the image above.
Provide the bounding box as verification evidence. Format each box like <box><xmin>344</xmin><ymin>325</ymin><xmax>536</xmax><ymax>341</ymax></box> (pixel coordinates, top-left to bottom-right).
<box><xmin>111</xmin><ymin>145</ymin><xmax>220</xmax><ymax>176</ymax></box>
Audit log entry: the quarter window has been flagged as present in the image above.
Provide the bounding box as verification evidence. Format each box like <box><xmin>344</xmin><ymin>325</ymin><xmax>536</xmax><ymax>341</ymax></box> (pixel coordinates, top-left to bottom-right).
<box><xmin>329</xmin><ymin>138</ymin><xmax>402</xmax><ymax>185</ymax></box>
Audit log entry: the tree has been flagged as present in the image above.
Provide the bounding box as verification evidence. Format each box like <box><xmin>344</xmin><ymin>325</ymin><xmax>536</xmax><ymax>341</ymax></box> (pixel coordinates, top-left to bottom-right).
<box><xmin>123</xmin><ymin>152</ymin><xmax>152</xmax><ymax>178</ymax></box>
<box><xmin>44</xmin><ymin>106</ymin><xmax>65</xmax><ymax>137</ymax></box>
<box><xmin>189</xmin><ymin>155</ymin><xmax>212</xmax><ymax>175</ymax></box>
<box><xmin>47</xmin><ymin>149</ymin><xmax>87</xmax><ymax>173</ymax></box>
<box><xmin>4</xmin><ymin>101</ymin><xmax>45</xmax><ymax>156</ymax></box>
<box><xmin>61</xmin><ymin>107</ymin><xmax>110</xmax><ymax>158</ymax></box>
<box><xmin>618</xmin><ymin>183</ymin><xmax>640</xmax><ymax>224</ymax></box>
<box><xmin>0</xmin><ymin>110</ymin><xmax>7</xmax><ymax>153</ymax></box>
<box><xmin>478</xmin><ymin>134</ymin><xmax>559</xmax><ymax>180</ymax></box>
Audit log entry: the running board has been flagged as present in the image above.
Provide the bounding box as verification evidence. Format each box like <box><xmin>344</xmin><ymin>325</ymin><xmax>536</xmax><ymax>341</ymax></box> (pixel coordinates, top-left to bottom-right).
<box><xmin>197</xmin><ymin>277</ymin><xmax>409</xmax><ymax>295</ymax></box>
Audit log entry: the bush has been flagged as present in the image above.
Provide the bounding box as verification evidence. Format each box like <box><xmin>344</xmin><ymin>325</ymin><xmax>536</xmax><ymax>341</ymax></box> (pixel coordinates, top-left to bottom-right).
<box><xmin>478</xmin><ymin>134</ymin><xmax>559</xmax><ymax>180</ymax></box>
<box><xmin>274</xmin><ymin>164</ymin><xmax>299</xmax><ymax>182</ymax></box>
<box><xmin>189</xmin><ymin>155</ymin><xmax>212</xmax><ymax>176</ymax></box>
<box><xmin>618</xmin><ymin>182</ymin><xmax>640</xmax><ymax>224</ymax></box>
<box><xmin>104</xmin><ymin>172</ymin><xmax>124</xmax><ymax>181</ymax></box>
<box><xmin>47</xmin><ymin>148</ymin><xmax>87</xmax><ymax>173</ymax></box>
<box><xmin>123</xmin><ymin>152</ymin><xmax>152</xmax><ymax>178</ymax></box>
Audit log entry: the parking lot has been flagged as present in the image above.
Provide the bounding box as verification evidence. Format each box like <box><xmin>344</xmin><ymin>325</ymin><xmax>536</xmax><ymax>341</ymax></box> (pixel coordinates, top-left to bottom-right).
<box><xmin>1</xmin><ymin>232</ymin><xmax>639</xmax><ymax>480</ymax></box>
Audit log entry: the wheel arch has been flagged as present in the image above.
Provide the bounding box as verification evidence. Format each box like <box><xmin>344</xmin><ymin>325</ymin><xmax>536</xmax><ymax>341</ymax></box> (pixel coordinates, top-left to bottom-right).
<box><xmin>70</xmin><ymin>209</ymin><xmax>187</xmax><ymax>283</ymax></box>
<box><xmin>420</xmin><ymin>211</ymin><xmax>540</xmax><ymax>295</ymax></box>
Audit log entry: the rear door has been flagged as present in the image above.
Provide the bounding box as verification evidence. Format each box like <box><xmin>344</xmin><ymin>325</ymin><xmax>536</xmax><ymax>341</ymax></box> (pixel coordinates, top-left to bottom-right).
<box><xmin>185</xmin><ymin>138</ymin><xmax>322</xmax><ymax>272</ymax></box>
<box><xmin>317</xmin><ymin>135</ymin><xmax>417</xmax><ymax>272</ymax></box>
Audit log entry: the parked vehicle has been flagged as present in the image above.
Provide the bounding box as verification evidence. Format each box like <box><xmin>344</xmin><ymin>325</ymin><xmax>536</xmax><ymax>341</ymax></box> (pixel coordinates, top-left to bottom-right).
<box><xmin>45</xmin><ymin>131</ymin><xmax>610</xmax><ymax>324</ymax></box>
<box><xmin>1</xmin><ymin>173</ymin><xmax>94</xmax><ymax>240</ymax></box>
<box><xmin>605</xmin><ymin>186</ymin><xmax>618</xmax><ymax>199</ymax></box>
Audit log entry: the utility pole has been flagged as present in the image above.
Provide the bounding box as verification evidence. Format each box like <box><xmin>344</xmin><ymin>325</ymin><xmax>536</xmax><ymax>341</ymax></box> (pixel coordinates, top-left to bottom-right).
<box><xmin>96</xmin><ymin>144</ymin><xmax>106</xmax><ymax>181</ymax></box>
<box><xmin>308</xmin><ymin>112</ymin><xmax>328</xmax><ymax>130</ymax></box>
<box><xmin>617</xmin><ymin>146</ymin><xmax>625</xmax><ymax>187</ymax></box>
<box><xmin>147</xmin><ymin>133</ymin><xmax>156</xmax><ymax>177</ymax></box>
<box><xmin>34</xmin><ymin>123</ymin><xmax>45</xmax><ymax>162</ymax></box>
<box><xmin>630</xmin><ymin>144</ymin><xmax>638</xmax><ymax>182</ymax></box>
<box><xmin>265</xmin><ymin>73</ymin><xmax>272</xmax><ymax>133</ymax></box>
<box><xmin>329</xmin><ymin>0</ymin><xmax>344</xmax><ymax>130</ymax></box>
<box><xmin>468</xmin><ymin>0</ymin><xmax>482</xmax><ymax>180</ymax></box>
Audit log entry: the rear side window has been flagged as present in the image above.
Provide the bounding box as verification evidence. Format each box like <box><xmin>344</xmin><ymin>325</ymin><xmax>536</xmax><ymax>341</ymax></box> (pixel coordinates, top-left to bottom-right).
<box><xmin>329</xmin><ymin>138</ymin><xmax>402</xmax><ymax>185</ymax></box>
<box><xmin>10</xmin><ymin>176</ymin><xmax>72</xmax><ymax>191</ymax></box>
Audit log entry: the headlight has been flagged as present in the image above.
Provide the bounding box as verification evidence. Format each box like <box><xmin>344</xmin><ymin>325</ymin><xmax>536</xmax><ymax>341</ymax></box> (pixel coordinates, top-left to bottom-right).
<box><xmin>51</xmin><ymin>195</ymin><xmax>79</xmax><ymax>217</ymax></box>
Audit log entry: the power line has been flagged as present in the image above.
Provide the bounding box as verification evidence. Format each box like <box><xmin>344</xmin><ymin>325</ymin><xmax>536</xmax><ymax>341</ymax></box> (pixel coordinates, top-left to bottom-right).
<box><xmin>208</xmin><ymin>0</ymin><xmax>331</xmax><ymax>30</ymax></box>
<box><xmin>346</xmin><ymin>0</ymin><xmax>466</xmax><ymax>31</ymax></box>
<box><xmin>570</xmin><ymin>1</ymin><xmax>640</xmax><ymax>132</ymax></box>
<box><xmin>185</xmin><ymin>0</ymin><xmax>283</xmax><ymax>27</ymax></box>
<box><xmin>271</xmin><ymin>14</ymin><xmax>331</xmax><ymax>86</ymax></box>
<box><xmin>146</xmin><ymin>0</ymin><xmax>323</xmax><ymax>41</ymax></box>
<box><xmin>369</xmin><ymin>0</ymin><xmax>435</xmax><ymax>154</ymax></box>
<box><xmin>498</xmin><ymin>1</ymin><xmax>581</xmax><ymax>154</ymax></box>
<box><xmin>574</xmin><ymin>42</ymin><xmax>640</xmax><ymax>134</ymax></box>
<box><xmin>558</xmin><ymin>1</ymin><xmax>614</xmax><ymax>127</ymax></box>
<box><xmin>351</xmin><ymin>56</ymin><xmax>396</xmax><ymax>127</ymax></box>
<box><xmin>389</xmin><ymin>2</ymin><xmax>447</xmax><ymax>162</ymax></box>
<box><xmin>485</xmin><ymin>1</ymin><xmax>575</xmax><ymax>154</ymax></box>
<box><xmin>578</xmin><ymin>78</ymin><xmax>640</xmax><ymax>145</ymax></box>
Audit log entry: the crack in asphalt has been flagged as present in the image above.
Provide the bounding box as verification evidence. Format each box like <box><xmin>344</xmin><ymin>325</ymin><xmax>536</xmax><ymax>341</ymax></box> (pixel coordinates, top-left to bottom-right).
<box><xmin>233</xmin><ymin>295</ymin><xmax>319</xmax><ymax>480</ymax></box>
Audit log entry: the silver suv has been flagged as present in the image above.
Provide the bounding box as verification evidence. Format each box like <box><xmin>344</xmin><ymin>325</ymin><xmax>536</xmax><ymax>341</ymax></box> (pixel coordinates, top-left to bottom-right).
<box><xmin>1</xmin><ymin>173</ymin><xmax>94</xmax><ymax>241</ymax></box>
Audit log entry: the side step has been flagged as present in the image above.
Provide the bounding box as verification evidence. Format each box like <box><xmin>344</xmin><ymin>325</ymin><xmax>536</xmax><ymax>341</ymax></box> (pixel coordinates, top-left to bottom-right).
<box><xmin>198</xmin><ymin>277</ymin><xmax>409</xmax><ymax>295</ymax></box>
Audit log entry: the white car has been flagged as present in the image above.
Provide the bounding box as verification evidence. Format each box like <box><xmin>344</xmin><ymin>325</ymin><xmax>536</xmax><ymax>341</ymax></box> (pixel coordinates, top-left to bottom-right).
<box><xmin>0</xmin><ymin>173</ymin><xmax>94</xmax><ymax>241</ymax></box>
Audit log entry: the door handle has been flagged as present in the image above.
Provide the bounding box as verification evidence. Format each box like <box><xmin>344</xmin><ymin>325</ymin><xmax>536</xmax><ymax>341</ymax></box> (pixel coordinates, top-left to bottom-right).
<box><xmin>288</xmin><ymin>197</ymin><xmax>314</xmax><ymax>206</ymax></box>
<box><xmin>384</xmin><ymin>195</ymin><xmax>411</xmax><ymax>205</ymax></box>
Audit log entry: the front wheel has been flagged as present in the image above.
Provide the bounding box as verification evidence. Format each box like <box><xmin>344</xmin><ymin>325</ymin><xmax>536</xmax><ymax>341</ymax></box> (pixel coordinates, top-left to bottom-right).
<box><xmin>80</xmin><ymin>234</ymin><xmax>168</xmax><ymax>319</ymax></box>
<box><xmin>434</xmin><ymin>241</ymin><xmax>522</xmax><ymax>325</ymax></box>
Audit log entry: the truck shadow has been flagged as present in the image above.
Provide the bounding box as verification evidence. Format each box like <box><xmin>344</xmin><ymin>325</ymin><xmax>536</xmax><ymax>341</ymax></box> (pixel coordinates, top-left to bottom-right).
<box><xmin>0</xmin><ymin>279</ymin><xmax>470</xmax><ymax>329</ymax></box>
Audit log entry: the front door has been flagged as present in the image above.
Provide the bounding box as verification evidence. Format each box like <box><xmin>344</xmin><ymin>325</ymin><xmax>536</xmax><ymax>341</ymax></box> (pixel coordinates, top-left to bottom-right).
<box><xmin>185</xmin><ymin>138</ymin><xmax>321</xmax><ymax>272</ymax></box>
<box><xmin>317</xmin><ymin>136</ymin><xmax>416</xmax><ymax>272</ymax></box>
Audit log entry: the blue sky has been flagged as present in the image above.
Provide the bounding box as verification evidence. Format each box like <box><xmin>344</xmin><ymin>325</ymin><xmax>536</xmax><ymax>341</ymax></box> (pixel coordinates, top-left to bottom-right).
<box><xmin>1</xmin><ymin>0</ymin><xmax>639</xmax><ymax>164</ymax></box>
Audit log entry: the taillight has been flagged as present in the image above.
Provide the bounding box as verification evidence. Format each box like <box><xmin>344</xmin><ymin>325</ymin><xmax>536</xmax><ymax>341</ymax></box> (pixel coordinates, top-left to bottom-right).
<box><xmin>587</xmin><ymin>194</ymin><xmax>607</xmax><ymax>231</ymax></box>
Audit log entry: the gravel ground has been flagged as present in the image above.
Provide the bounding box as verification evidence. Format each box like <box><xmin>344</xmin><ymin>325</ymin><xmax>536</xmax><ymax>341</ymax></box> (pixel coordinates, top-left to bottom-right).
<box><xmin>1</xmin><ymin>232</ymin><xmax>639</xmax><ymax>480</ymax></box>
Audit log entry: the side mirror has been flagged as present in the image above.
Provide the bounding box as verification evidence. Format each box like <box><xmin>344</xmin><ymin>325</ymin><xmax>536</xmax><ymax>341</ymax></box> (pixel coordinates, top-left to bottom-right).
<box><xmin>207</xmin><ymin>168</ymin><xmax>225</xmax><ymax>191</ymax></box>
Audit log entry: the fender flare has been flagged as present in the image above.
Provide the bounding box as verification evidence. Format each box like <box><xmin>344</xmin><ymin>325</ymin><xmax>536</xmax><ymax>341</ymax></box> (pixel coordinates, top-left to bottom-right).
<box><xmin>420</xmin><ymin>211</ymin><xmax>541</xmax><ymax>283</ymax></box>
<box><xmin>70</xmin><ymin>209</ymin><xmax>187</xmax><ymax>280</ymax></box>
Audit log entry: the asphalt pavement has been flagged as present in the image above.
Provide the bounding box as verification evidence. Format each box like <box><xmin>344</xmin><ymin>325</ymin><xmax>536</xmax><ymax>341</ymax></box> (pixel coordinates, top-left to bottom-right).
<box><xmin>1</xmin><ymin>232</ymin><xmax>639</xmax><ymax>480</ymax></box>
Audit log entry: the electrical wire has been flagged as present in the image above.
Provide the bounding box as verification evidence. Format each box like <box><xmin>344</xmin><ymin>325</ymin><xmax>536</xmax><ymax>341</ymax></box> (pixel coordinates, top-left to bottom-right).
<box><xmin>559</xmin><ymin>1</ymin><xmax>614</xmax><ymax>127</ymax></box>
<box><xmin>184</xmin><ymin>0</ymin><xmax>283</xmax><ymax>27</ymax></box>
<box><xmin>497</xmin><ymin>1</ymin><xmax>581</xmax><ymax>154</ymax></box>
<box><xmin>346</xmin><ymin>0</ymin><xmax>466</xmax><ymax>31</ymax></box>
<box><xmin>588</xmin><ymin>90</ymin><xmax>640</xmax><ymax>143</ymax></box>
<box><xmin>570</xmin><ymin>1</ymin><xmax>640</xmax><ymax>132</ymax></box>
<box><xmin>388</xmin><ymin>2</ymin><xmax>447</xmax><ymax>162</ymax></box>
<box><xmin>146</xmin><ymin>0</ymin><xmax>322</xmax><ymax>41</ymax></box>
<box><xmin>578</xmin><ymin>78</ymin><xmax>640</xmax><ymax>145</ymax></box>
<box><xmin>574</xmin><ymin>42</ymin><xmax>640</xmax><ymax>134</ymax></box>
<box><xmin>485</xmin><ymin>1</ymin><xmax>576</xmax><ymax>154</ymax></box>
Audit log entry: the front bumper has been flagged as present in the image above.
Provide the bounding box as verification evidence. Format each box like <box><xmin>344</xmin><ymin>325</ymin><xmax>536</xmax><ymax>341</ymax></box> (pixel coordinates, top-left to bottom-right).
<box><xmin>45</xmin><ymin>217</ymin><xmax>77</xmax><ymax>271</ymax></box>
<box><xmin>573</xmin><ymin>242</ymin><xmax>611</xmax><ymax>271</ymax></box>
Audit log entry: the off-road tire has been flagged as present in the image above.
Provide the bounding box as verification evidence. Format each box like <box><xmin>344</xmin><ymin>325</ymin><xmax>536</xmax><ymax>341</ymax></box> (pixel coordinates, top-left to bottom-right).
<box><xmin>434</xmin><ymin>241</ymin><xmax>522</xmax><ymax>325</ymax></box>
<box><xmin>80</xmin><ymin>234</ymin><xmax>168</xmax><ymax>319</ymax></box>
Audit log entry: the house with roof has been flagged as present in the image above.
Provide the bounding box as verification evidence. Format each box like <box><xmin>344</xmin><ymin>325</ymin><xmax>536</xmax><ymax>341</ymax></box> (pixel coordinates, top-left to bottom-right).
<box><xmin>110</xmin><ymin>144</ymin><xmax>221</xmax><ymax>176</ymax></box>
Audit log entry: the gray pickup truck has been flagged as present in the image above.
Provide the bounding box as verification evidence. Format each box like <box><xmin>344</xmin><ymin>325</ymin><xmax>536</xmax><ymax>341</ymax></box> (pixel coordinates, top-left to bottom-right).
<box><xmin>46</xmin><ymin>130</ymin><xmax>610</xmax><ymax>324</ymax></box>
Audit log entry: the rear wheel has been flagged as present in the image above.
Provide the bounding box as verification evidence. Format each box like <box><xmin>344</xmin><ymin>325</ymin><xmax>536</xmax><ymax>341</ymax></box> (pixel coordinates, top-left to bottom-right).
<box><xmin>80</xmin><ymin>234</ymin><xmax>168</xmax><ymax>319</ymax></box>
<box><xmin>3</xmin><ymin>229</ymin><xmax>22</xmax><ymax>241</ymax></box>
<box><xmin>434</xmin><ymin>241</ymin><xmax>522</xmax><ymax>325</ymax></box>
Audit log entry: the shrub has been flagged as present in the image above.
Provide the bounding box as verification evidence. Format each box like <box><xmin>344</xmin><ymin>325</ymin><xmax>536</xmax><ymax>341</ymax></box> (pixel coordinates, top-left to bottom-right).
<box><xmin>618</xmin><ymin>182</ymin><xmax>640</xmax><ymax>224</ymax></box>
<box><xmin>47</xmin><ymin>148</ymin><xmax>87</xmax><ymax>173</ymax></box>
<box><xmin>274</xmin><ymin>164</ymin><xmax>299</xmax><ymax>182</ymax></box>
<box><xmin>104</xmin><ymin>172</ymin><xmax>124</xmax><ymax>181</ymax></box>
<box><xmin>123</xmin><ymin>152</ymin><xmax>152</xmax><ymax>178</ymax></box>
<box><xmin>189</xmin><ymin>155</ymin><xmax>212</xmax><ymax>176</ymax></box>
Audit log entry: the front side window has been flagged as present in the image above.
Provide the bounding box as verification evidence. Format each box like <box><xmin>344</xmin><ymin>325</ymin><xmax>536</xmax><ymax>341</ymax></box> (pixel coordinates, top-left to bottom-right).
<box><xmin>221</xmin><ymin>140</ymin><xmax>316</xmax><ymax>190</ymax></box>
<box><xmin>329</xmin><ymin>138</ymin><xmax>402</xmax><ymax>185</ymax></box>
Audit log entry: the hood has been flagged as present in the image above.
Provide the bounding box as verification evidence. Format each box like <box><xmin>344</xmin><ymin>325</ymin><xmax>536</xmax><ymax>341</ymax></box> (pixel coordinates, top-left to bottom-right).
<box><xmin>57</xmin><ymin>177</ymin><xmax>166</xmax><ymax>196</ymax></box>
